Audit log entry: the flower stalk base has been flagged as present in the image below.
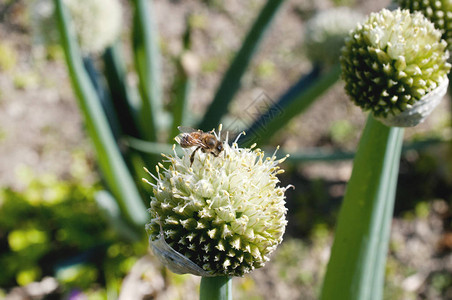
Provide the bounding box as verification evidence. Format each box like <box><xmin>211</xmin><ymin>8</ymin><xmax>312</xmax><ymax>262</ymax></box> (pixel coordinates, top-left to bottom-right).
<box><xmin>200</xmin><ymin>276</ymin><xmax>232</xmax><ymax>300</ymax></box>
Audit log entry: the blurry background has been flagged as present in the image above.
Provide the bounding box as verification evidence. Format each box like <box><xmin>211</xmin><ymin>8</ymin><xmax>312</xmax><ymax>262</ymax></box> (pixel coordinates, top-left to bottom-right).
<box><xmin>1</xmin><ymin>0</ymin><xmax>452</xmax><ymax>299</ymax></box>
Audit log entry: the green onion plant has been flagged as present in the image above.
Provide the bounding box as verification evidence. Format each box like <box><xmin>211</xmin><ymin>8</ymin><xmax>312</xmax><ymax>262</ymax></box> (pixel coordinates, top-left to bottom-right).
<box><xmin>52</xmin><ymin>0</ymin><xmax>451</xmax><ymax>298</ymax></box>
<box><xmin>321</xmin><ymin>8</ymin><xmax>450</xmax><ymax>300</ymax></box>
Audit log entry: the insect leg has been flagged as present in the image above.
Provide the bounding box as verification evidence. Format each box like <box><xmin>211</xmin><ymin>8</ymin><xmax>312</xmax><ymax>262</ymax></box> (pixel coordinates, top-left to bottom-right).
<box><xmin>190</xmin><ymin>146</ymin><xmax>201</xmax><ymax>166</ymax></box>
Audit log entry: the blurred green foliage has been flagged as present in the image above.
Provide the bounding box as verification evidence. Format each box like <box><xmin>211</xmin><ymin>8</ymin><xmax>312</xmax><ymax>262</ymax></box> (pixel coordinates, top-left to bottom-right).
<box><xmin>13</xmin><ymin>72</ymin><xmax>39</xmax><ymax>90</ymax></box>
<box><xmin>328</xmin><ymin>120</ymin><xmax>355</xmax><ymax>145</ymax></box>
<box><xmin>0</xmin><ymin>161</ymin><xmax>146</xmax><ymax>296</ymax></box>
<box><xmin>0</xmin><ymin>43</ymin><xmax>17</xmax><ymax>71</ymax></box>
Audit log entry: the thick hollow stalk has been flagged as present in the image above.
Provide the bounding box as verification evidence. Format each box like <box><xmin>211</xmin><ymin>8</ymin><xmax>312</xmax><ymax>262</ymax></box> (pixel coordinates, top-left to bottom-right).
<box><xmin>320</xmin><ymin>115</ymin><xmax>404</xmax><ymax>300</ymax></box>
<box><xmin>200</xmin><ymin>276</ymin><xmax>232</xmax><ymax>300</ymax></box>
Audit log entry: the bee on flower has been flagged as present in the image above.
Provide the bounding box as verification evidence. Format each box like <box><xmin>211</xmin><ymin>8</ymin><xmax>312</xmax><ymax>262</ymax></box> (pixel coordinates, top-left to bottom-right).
<box><xmin>143</xmin><ymin>125</ymin><xmax>291</xmax><ymax>277</ymax></box>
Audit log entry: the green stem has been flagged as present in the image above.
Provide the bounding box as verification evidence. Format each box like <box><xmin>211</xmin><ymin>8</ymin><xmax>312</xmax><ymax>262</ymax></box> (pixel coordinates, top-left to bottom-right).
<box><xmin>368</xmin><ymin>127</ymin><xmax>403</xmax><ymax>299</ymax></box>
<box><xmin>132</xmin><ymin>0</ymin><xmax>162</xmax><ymax>141</ymax></box>
<box><xmin>320</xmin><ymin>115</ymin><xmax>404</xmax><ymax>300</ymax></box>
<box><xmin>448</xmin><ymin>72</ymin><xmax>452</xmax><ymax>127</ymax></box>
<box><xmin>200</xmin><ymin>276</ymin><xmax>232</xmax><ymax>300</ymax></box>
<box><xmin>54</xmin><ymin>0</ymin><xmax>147</xmax><ymax>229</ymax></box>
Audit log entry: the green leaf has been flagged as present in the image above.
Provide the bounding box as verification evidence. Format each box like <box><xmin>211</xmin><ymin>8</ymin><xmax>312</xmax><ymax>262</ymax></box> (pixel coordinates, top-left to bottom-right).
<box><xmin>200</xmin><ymin>276</ymin><xmax>232</xmax><ymax>300</ymax></box>
<box><xmin>169</xmin><ymin>17</ymin><xmax>195</xmax><ymax>140</ymax></box>
<box><xmin>320</xmin><ymin>115</ymin><xmax>404</xmax><ymax>300</ymax></box>
<box><xmin>242</xmin><ymin>64</ymin><xmax>340</xmax><ymax>147</ymax></box>
<box><xmin>169</xmin><ymin>59</ymin><xmax>193</xmax><ymax>141</ymax></box>
<box><xmin>83</xmin><ymin>56</ymin><xmax>122</xmax><ymax>140</ymax></box>
<box><xmin>132</xmin><ymin>0</ymin><xmax>163</xmax><ymax>141</ymax></box>
<box><xmin>198</xmin><ymin>0</ymin><xmax>286</xmax><ymax>131</ymax></box>
<box><xmin>55</xmin><ymin>0</ymin><xmax>147</xmax><ymax>229</ymax></box>
<box><xmin>103</xmin><ymin>43</ymin><xmax>142</xmax><ymax>138</ymax></box>
<box><xmin>124</xmin><ymin>136</ymin><xmax>181</xmax><ymax>156</ymax></box>
<box><xmin>124</xmin><ymin>134</ymin><xmax>444</xmax><ymax>165</ymax></box>
<box><xmin>280</xmin><ymin>136</ymin><xmax>444</xmax><ymax>162</ymax></box>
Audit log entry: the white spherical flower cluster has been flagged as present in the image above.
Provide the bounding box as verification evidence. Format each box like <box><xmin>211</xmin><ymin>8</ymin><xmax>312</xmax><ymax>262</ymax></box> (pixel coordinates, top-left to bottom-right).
<box><xmin>64</xmin><ymin>0</ymin><xmax>122</xmax><ymax>53</ymax></box>
<box><xmin>30</xmin><ymin>0</ymin><xmax>122</xmax><ymax>54</ymax></box>
<box><xmin>341</xmin><ymin>8</ymin><xmax>450</xmax><ymax>126</ymax></box>
<box><xmin>396</xmin><ymin>0</ymin><xmax>452</xmax><ymax>52</ymax></box>
<box><xmin>304</xmin><ymin>7</ymin><xmax>364</xmax><ymax>67</ymax></box>
<box><xmin>144</xmin><ymin>128</ymin><xmax>290</xmax><ymax>277</ymax></box>
<box><xmin>30</xmin><ymin>0</ymin><xmax>60</xmax><ymax>46</ymax></box>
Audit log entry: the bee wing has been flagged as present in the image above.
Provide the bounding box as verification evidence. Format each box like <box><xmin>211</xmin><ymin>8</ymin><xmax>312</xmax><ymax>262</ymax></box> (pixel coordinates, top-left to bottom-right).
<box><xmin>177</xmin><ymin>126</ymin><xmax>200</xmax><ymax>134</ymax></box>
<box><xmin>175</xmin><ymin>131</ymin><xmax>208</xmax><ymax>148</ymax></box>
<box><xmin>174</xmin><ymin>132</ymin><xmax>190</xmax><ymax>144</ymax></box>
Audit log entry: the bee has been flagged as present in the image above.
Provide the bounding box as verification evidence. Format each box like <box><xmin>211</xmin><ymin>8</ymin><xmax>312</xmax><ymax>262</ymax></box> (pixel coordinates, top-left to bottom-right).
<box><xmin>176</xmin><ymin>126</ymin><xmax>224</xmax><ymax>166</ymax></box>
